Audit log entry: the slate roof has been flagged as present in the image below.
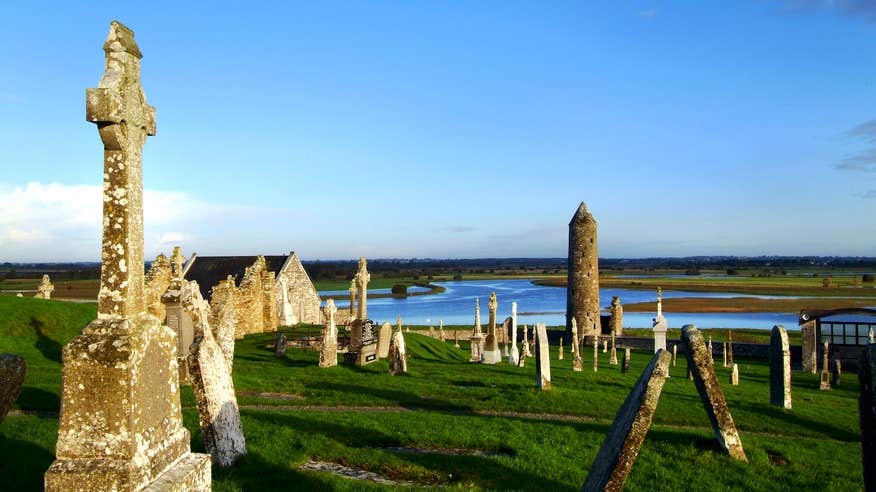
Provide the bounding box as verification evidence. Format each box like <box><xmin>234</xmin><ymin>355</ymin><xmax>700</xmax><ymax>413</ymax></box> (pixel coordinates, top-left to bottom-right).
<box><xmin>184</xmin><ymin>255</ymin><xmax>287</xmax><ymax>300</ymax></box>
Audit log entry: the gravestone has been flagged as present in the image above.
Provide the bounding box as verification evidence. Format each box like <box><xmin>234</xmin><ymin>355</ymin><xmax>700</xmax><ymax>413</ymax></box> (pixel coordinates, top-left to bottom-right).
<box><xmin>211</xmin><ymin>276</ymin><xmax>238</xmax><ymax>374</ymax></box>
<box><xmin>320</xmin><ymin>299</ymin><xmax>338</xmax><ymax>368</ymax></box>
<box><xmin>609</xmin><ymin>296</ymin><xmax>623</xmax><ymax>335</ymax></box>
<box><xmin>509</xmin><ymin>302</ymin><xmax>520</xmax><ymax>365</ymax></box>
<box><xmin>439</xmin><ymin>320</ymin><xmax>446</xmax><ymax>342</ymax></box>
<box><xmin>470</xmin><ymin>298</ymin><xmax>485</xmax><ymax>362</ymax></box>
<box><xmin>163</xmin><ymin>278</ymin><xmax>196</xmax><ymax>382</ymax></box>
<box><xmin>858</xmin><ymin>344</ymin><xmax>876</xmax><ymax>491</ymax></box>
<box><xmin>723</xmin><ymin>341</ymin><xmax>728</xmax><ymax>368</ymax></box>
<box><xmin>572</xmin><ymin>318</ymin><xmax>583</xmax><ymax>372</ymax></box>
<box><xmin>652</xmin><ymin>288</ymin><xmax>667</xmax><ymax>352</ymax></box>
<box><xmin>622</xmin><ymin>348</ymin><xmax>631</xmax><ymax>374</ymax></box>
<box><xmin>482</xmin><ymin>292</ymin><xmax>502</xmax><ymax>364</ymax></box>
<box><xmin>388</xmin><ymin>329</ymin><xmax>407</xmax><ymax>376</ymax></box>
<box><xmin>0</xmin><ymin>354</ymin><xmax>25</xmax><ymax>425</ymax></box>
<box><xmin>731</xmin><ymin>363</ymin><xmax>739</xmax><ymax>386</ymax></box>
<box><xmin>181</xmin><ymin>282</ymin><xmax>246</xmax><ymax>467</ymax></box>
<box><xmin>593</xmin><ymin>336</ymin><xmax>599</xmax><ymax>372</ymax></box>
<box><xmin>832</xmin><ymin>359</ymin><xmax>842</xmax><ymax>387</ymax></box>
<box><xmin>681</xmin><ymin>324</ymin><xmax>748</xmax><ymax>462</ymax></box>
<box><xmin>502</xmin><ymin>317</ymin><xmax>512</xmax><ymax>357</ymax></box>
<box><xmin>727</xmin><ymin>330</ymin><xmax>734</xmax><ymax>366</ymax></box>
<box><xmin>35</xmin><ymin>274</ymin><xmax>54</xmax><ymax>299</ymax></box>
<box><xmin>454</xmin><ymin>329</ymin><xmax>460</xmax><ymax>348</ymax></box>
<box><xmin>377</xmin><ymin>322</ymin><xmax>392</xmax><ymax>358</ymax></box>
<box><xmin>275</xmin><ymin>333</ymin><xmax>287</xmax><ymax>358</ymax></box>
<box><xmin>45</xmin><ymin>21</ymin><xmax>210</xmax><ymax>491</ymax></box>
<box><xmin>581</xmin><ymin>350</ymin><xmax>672</xmax><ymax>492</ymax></box>
<box><xmin>769</xmin><ymin>325</ymin><xmax>792</xmax><ymax>409</ymax></box>
<box><xmin>610</xmin><ymin>334</ymin><xmax>618</xmax><ymax>366</ymax></box>
<box><xmin>820</xmin><ymin>342</ymin><xmax>831</xmax><ymax>391</ymax></box>
<box><xmin>347</xmin><ymin>319</ymin><xmax>377</xmax><ymax>366</ymax></box>
<box><xmin>535</xmin><ymin>323</ymin><xmax>551</xmax><ymax>390</ymax></box>
<box><xmin>672</xmin><ymin>344</ymin><xmax>677</xmax><ymax>367</ymax></box>
<box><xmin>559</xmin><ymin>338</ymin><xmax>564</xmax><ymax>360</ymax></box>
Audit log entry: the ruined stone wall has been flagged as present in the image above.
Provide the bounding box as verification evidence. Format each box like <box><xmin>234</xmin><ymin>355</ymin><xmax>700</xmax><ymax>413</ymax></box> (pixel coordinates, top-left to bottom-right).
<box><xmin>278</xmin><ymin>253</ymin><xmax>322</xmax><ymax>325</ymax></box>
<box><xmin>261</xmin><ymin>270</ymin><xmax>278</xmax><ymax>333</ymax></box>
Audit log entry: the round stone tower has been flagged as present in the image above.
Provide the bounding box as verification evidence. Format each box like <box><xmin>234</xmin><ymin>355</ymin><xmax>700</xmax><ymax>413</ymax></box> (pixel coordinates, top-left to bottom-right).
<box><xmin>566</xmin><ymin>201</ymin><xmax>600</xmax><ymax>341</ymax></box>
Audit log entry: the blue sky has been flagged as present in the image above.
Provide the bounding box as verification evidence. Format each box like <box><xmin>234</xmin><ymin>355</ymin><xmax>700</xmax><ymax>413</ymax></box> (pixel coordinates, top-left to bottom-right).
<box><xmin>0</xmin><ymin>1</ymin><xmax>874</xmax><ymax>261</ymax></box>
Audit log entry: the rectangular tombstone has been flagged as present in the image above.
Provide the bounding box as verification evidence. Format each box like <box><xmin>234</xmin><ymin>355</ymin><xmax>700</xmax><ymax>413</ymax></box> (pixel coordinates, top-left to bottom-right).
<box><xmin>858</xmin><ymin>344</ymin><xmax>876</xmax><ymax>492</ymax></box>
<box><xmin>681</xmin><ymin>324</ymin><xmax>748</xmax><ymax>462</ymax></box>
<box><xmin>377</xmin><ymin>322</ymin><xmax>392</xmax><ymax>358</ymax></box>
<box><xmin>652</xmin><ymin>315</ymin><xmax>667</xmax><ymax>353</ymax></box>
<box><xmin>801</xmin><ymin>320</ymin><xmax>817</xmax><ymax>374</ymax></box>
<box><xmin>769</xmin><ymin>325</ymin><xmax>792</xmax><ymax>409</ymax></box>
<box><xmin>535</xmin><ymin>323</ymin><xmax>551</xmax><ymax>390</ymax></box>
<box><xmin>582</xmin><ymin>350</ymin><xmax>672</xmax><ymax>492</ymax></box>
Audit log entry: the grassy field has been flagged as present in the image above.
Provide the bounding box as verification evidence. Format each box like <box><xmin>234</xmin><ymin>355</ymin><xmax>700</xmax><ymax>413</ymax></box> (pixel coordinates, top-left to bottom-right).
<box><xmin>0</xmin><ymin>296</ymin><xmax>865</xmax><ymax>490</ymax></box>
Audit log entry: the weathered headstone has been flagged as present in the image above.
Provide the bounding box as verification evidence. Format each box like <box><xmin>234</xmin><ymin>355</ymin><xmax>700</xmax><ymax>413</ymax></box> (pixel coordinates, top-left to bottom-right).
<box><xmin>502</xmin><ymin>317</ymin><xmax>511</xmax><ymax>357</ymax></box>
<box><xmin>319</xmin><ymin>299</ymin><xmax>338</xmax><ymax>368</ymax></box>
<box><xmin>681</xmin><ymin>324</ymin><xmax>748</xmax><ymax>462</ymax></box>
<box><xmin>45</xmin><ymin>21</ymin><xmax>210</xmax><ymax>491</ymax></box>
<box><xmin>731</xmin><ymin>363</ymin><xmax>739</xmax><ymax>386</ymax></box>
<box><xmin>275</xmin><ymin>333</ymin><xmax>287</xmax><ymax>357</ymax></box>
<box><xmin>727</xmin><ymin>330</ymin><xmax>735</xmax><ymax>366</ymax></box>
<box><xmin>858</xmin><ymin>344</ymin><xmax>876</xmax><ymax>491</ymax></box>
<box><xmin>181</xmin><ymin>282</ymin><xmax>246</xmax><ymax>467</ymax></box>
<box><xmin>439</xmin><ymin>320</ymin><xmax>446</xmax><ymax>342</ymax></box>
<box><xmin>509</xmin><ymin>302</ymin><xmax>520</xmax><ymax>365</ymax></box>
<box><xmin>377</xmin><ymin>322</ymin><xmax>392</xmax><ymax>358</ymax></box>
<box><xmin>581</xmin><ymin>349</ymin><xmax>672</xmax><ymax>492</ymax></box>
<box><xmin>354</xmin><ymin>257</ymin><xmax>369</xmax><ymax>320</ymax></box>
<box><xmin>470</xmin><ymin>298</ymin><xmax>485</xmax><ymax>362</ymax></box>
<box><xmin>572</xmin><ymin>317</ymin><xmax>583</xmax><ymax>371</ymax></box>
<box><xmin>769</xmin><ymin>325</ymin><xmax>792</xmax><ymax>409</ymax></box>
<box><xmin>621</xmin><ymin>348</ymin><xmax>631</xmax><ymax>374</ymax></box>
<box><xmin>832</xmin><ymin>359</ymin><xmax>842</xmax><ymax>387</ymax></box>
<box><xmin>211</xmin><ymin>276</ymin><xmax>238</xmax><ymax>374</ymax></box>
<box><xmin>559</xmin><ymin>337</ymin><xmax>564</xmax><ymax>360</ymax></box>
<box><xmin>723</xmin><ymin>341</ymin><xmax>728</xmax><ymax>368</ymax></box>
<box><xmin>820</xmin><ymin>341</ymin><xmax>831</xmax><ymax>391</ymax></box>
<box><xmin>609</xmin><ymin>296</ymin><xmax>623</xmax><ymax>335</ymax></box>
<box><xmin>163</xmin><ymin>278</ymin><xmax>196</xmax><ymax>383</ymax></box>
<box><xmin>593</xmin><ymin>336</ymin><xmax>599</xmax><ymax>372</ymax></box>
<box><xmin>652</xmin><ymin>287</ymin><xmax>667</xmax><ymax>353</ymax></box>
<box><xmin>482</xmin><ymin>292</ymin><xmax>502</xmax><ymax>364</ymax></box>
<box><xmin>535</xmin><ymin>322</ymin><xmax>551</xmax><ymax>390</ymax></box>
<box><xmin>610</xmin><ymin>333</ymin><xmax>618</xmax><ymax>366</ymax></box>
<box><xmin>672</xmin><ymin>344</ymin><xmax>677</xmax><ymax>367</ymax></box>
<box><xmin>0</xmin><ymin>354</ymin><xmax>25</xmax><ymax>425</ymax></box>
<box><xmin>35</xmin><ymin>274</ymin><xmax>54</xmax><ymax>299</ymax></box>
<box><xmin>388</xmin><ymin>329</ymin><xmax>407</xmax><ymax>376</ymax></box>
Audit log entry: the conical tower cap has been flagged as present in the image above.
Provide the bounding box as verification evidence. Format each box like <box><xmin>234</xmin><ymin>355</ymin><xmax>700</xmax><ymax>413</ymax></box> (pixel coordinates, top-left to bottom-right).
<box><xmin>569</xmin><ymin>201</ymin><xmax>596</xmax><ymax>225</ymax></box>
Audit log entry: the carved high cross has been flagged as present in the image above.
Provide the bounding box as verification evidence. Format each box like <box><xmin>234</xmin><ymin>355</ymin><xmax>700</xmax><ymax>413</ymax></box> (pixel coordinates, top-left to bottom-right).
<box><xmin>87</xmin><ymin>21</ymin><xmax>156</xmax><ymax>319</ymax></box>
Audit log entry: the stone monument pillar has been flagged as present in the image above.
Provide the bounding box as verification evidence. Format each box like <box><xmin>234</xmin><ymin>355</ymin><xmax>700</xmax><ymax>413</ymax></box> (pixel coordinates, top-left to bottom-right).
<box><xmin>320</xmin><ymin>299</ymin><xmax>338</xmax><ymax>367</ymax></box>
<box><xmin>482</xmin><ymin>292</ymin><xmax>502</xmax><ymax>364</ymax></box>
<box><xmin>769</xmin><ymin>325</ymin><xmax>791</xmax><ymax>409</ymax></box>
<box><xmin>609</xmin><ymin>296</ymin><xmax>623</xmax><ymax>335</ymax></box>
<box><xmin>535</xmin><ymin>322</ymin><xmax>551</xmax><ymax>390</ymax></box>
<box><xmin>45</xmin><ymin>21</ymin><xmax>209</xmax><ymax>491</ymax></box>
<box><xmin>567</xmin><ymin>201</ymin><xmax>600</xmax><ymax>340</ymax></box>
<box><xmin>509</xmin><ymin>302</ymin><xmax>520</xmax><ymax>365</ymax></box>
<box><xmin>652</xmin><ymin>288</ymin><xmax>668</xmax><ymax>353</ymax></box>
<box><xmin>572</xmin><ymin>317</ymin><xmax>583</xmax><ymax>372</ymax></box>
<box><xmin>470</xmin><ymin>298</ymin><xmax>485</xmax><ymax>362</ymax></box>
<box><xmin>354</xmin><ymin>257</ymin><xmax>369</xmax><ymax>320</ymax></box>
<box><xmin>820</xmin><ymin>341</ymin><xmax>831</xmax><ymax>391</ymax></box>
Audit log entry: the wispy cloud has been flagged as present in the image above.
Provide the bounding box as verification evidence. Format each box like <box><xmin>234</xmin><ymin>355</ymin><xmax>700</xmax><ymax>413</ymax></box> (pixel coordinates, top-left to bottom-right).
<box><xmin>443</xmin><ymin>225</ymin><xmax>475</xmax><ymax>233</ymax></box>
<box><xmin>836</xmin><ymin>119</ymin><xmax>876</xmax><ymax>172</ymax></box>
<box><xmin>0</xmin><ymin>91</ymin><xmax>28</xmax><ymax>104</ymax></box>
<box><xmin>0</xmin><ymin>182</ymin><xmax>302</xmax><ymax>261</ymax></box>
<box><xmin>638</xmin><ymin>8</ymin><xmax>658</xmax><ymax>18</ymax></box>
<box><xmin>857</xmin><ymin>190</ymin><xmax>876</xmax><ymax>199</ymax></box>
<box><xmin>773</xmin><ymin>0</ymin><xmax>876</xmax><ymax>22</ymax></box>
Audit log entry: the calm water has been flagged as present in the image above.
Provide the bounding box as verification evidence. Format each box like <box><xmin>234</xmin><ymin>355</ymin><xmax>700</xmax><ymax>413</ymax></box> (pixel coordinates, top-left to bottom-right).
<box><xmin>319</xmin><ymin>279</ymin><xmax>806</xmax><ymax>330</ymax></box>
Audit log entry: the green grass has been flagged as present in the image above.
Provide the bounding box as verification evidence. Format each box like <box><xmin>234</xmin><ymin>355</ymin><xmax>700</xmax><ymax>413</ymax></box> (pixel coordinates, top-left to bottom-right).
<box><xmin>0</xmin><ymin>297</ymin><xmax>866</xmax><ymax>490</ymax></box>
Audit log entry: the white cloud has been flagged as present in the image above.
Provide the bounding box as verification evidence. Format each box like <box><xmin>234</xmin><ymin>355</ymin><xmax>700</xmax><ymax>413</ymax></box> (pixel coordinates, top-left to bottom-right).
<box><xmin>0</xmin><ymin>182</ymin><xmax>305</xmax><ymax>262</ymax></box>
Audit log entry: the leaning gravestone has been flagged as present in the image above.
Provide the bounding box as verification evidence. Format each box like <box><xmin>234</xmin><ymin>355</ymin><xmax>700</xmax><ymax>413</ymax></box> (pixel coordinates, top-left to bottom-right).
<box><xmin>0</xmin><ymin>354</ymin><xmax>25</xmax><ymax>425</ymax></box>
<box><xmin>535</xmin><ymin>323</ymin><xmax>551</xmax><ymax>390</ymax></box>
<box><xmin>388</xmin><ymin>329</ymin><xmax>407</xmax><ymax>376</ymax></box>
<box><xmin>275</xmin><ymin>333</ymin><xmax>287</xmax><ymax>357</ymax></box>
<box><xmin>45</xmin><ymin>21</ymin><xmax>210</xmax><ymax>491</ymax></box>
<box><xmin>769</xmin><ymin>325</ymin><xmax>792</xmax><ymax>409</ymax></box>
<box><xmin>681</xmin><ymin>324</ymin><xmax>748</xmax><ymax>462</ymax></box>
<box><xmin>621</xmin><ymin>348</ymin><xmax>631</xmax><ymax>374</ymax></box>
<box><xmin>858</xmin><ymin>344</ymin><xmax>876</xmax><ymax>492</ymax></box>
<box><xmin>181</xmin><ymin>282</ymin><xmax>246</xmax><ymax>467</ymax></box>
<box><xmin>582</xmin><ymin>350</ymin><xmax>672</xmax><ymax>492</ymax></box>
<box><xmin>377</xmin><ymin>322</ymin><xmax>392</xmax><ymax>358</ymax></box>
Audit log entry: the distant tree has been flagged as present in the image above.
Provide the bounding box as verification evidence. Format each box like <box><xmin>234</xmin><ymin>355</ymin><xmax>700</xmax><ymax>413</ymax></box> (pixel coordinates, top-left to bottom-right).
<box><xmin>822</xmin><ymin>278</ymin><xmax>833</xmax><ymax>288</ymax></box>
<box><xmin>864</xmin><ymin>274</ymin><xmax>875</xmax><ymax>283</ymax></box>
<box><xmin>391</xmin><ymin>284</ymin><xmax>408</xmax><ymax>297</ymax></box>
<box><xmin>726</xmin><ymin>269</ymin><xmax>738</xmax><ymax>275</ymax></box>
<box><xmin>453</xmin><ymin>274</ymin><xmax>463</xmax><ymax>281</ymax></box>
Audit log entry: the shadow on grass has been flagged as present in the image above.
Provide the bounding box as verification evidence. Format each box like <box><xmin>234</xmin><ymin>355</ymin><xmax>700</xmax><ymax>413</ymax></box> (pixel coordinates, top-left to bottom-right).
<box><xmin>0</xmin><ymin>437</ymin><xmax>54</xmax><ymax>492</ymax></box>
<box><xmin>212</xmin><ymin>450</ymin><xmax>339</xmax><ymax>490</ymax></box>
<box><xmin>32</xmin><ymin>317</ymin><xmax>62</xmax><ymax>363</ymax></box>
<box><xmin>16</xmin><ymin>387</ymin><xmax>60</xmax><ymax>411</ymax></box>
<box><xmin>305</xmin><ymin>382</ymin><xmax>475</xmax><ymax>413</ymax></box>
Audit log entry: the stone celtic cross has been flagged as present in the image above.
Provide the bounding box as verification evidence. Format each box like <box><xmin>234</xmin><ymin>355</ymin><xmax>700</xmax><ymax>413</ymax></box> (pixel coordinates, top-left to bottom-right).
<box><xmin>86</xmin><ymin>21</ymin><xmax>156</xmax><ymax>319</ymax></box>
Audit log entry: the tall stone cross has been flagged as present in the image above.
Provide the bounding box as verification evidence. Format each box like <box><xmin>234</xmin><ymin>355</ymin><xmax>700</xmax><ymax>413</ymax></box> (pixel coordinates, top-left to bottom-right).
<box><xmin>474</xmin><ymin>298</ymin><xmax>482</xmax><ymax>336</ymax></box>
<box><xmin>488</xmin><ymin>292</ymin><xmax>498</xmax><ymax>331</ymax></box>
<box><xmin>354</xmin><ymin>257</ymin><xmax>370</xmax><ymax>319</ymax></box>
<box><xmin>86</xmin><ymin>21</ymin><xmax>156</xmax><ymax>319</ymax></box>
<box><xmin>171</xmin><ymin>246</ymin><xmax>185</xmax><ymax>279</ymax></box>
<box><xmin>656</xmin><ymin>287</ymin><xmax>663</xmax><ymax>317</ymax></box>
